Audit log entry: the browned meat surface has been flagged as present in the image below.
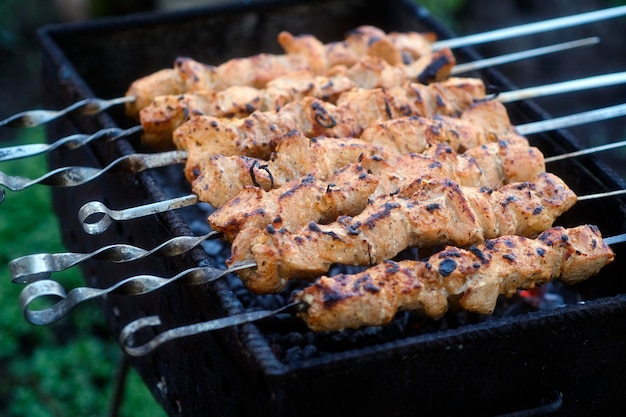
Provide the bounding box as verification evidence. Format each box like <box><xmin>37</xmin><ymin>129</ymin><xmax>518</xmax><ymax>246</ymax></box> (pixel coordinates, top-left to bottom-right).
<box><xmin>294</xmin><ymin>225</ymin><xmax>614</xmax><ymax>331</ymax></box>
<box><xmin>335</xmin><ymin>77</ymin><xmax>484</xmax><ymax>131</ymax></box>
<box><xmin>125</xmin><ymin>69</ymin><xmax>185</xmax><ymax>119</ymax></box>
<box><xmin>138</xmin><ymin>71</ymin><xmax>357</xmax><ymax>149</ymax></box>
<box><xmin>126</xmin><ymin>25</ymin><xmax>438</xmax><ymax>118</ymax></box>
<box><xmin>192</xmin><ymin>130</ymin><xmax>390</xmax><ymax>204</ymax></box>
<box><xmin>173</xmin><ymin>78</ymin><xmax>486</xmax><ymax>178</ymax></box>
<box><xmin>361</xmin><ymin>99</ymin><xmax>526</xmax><ymax>156</ymax></box>
<box><xmin>204</xmin><ymin>140</ymin><xmax>545</xmax><ymax>239</ymax></box>
<box><xmin>174</xmin><ymin>97</ymin><xmax>360</xmax><ymax>180</ymax></box>
<box><xmin>227</xmin><ymin>172</ymin><xmax>577</xmax><ymax>293</ymax></box>
<box><xmin>208</xmin><ymin>165</ymin><xmax>379</xmax><ymax>242</ymax></box>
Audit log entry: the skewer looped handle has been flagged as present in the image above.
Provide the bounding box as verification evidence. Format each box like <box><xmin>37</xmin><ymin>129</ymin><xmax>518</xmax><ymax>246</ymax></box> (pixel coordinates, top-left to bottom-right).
<box><xmin>9</xmin><ymin>231</ymin><xmax>221</xmax><ymax>284</ymax></box>
<box><xmin>0</xmin><ymin>96</ymin><xmax>134</xmax><ymax>128</ymax></box>
<box><xmin>0</xmin><ymin>150</ymin><xmax>186</xmax><ymax>192</ymax></box>
<box><xmin>78</xmin><ymin>194</ymin><xmax>199</xmax><ymax>235</ymax></box>
<box><xmin>0</xmin><ymin>125</ymin><xmax>142</xmax><ymax>162</ymax></box>
<box><xmin>19</xmin><ymin>261</ymin><xmax>255</xmax><ymax>326</ymax></box>
<box><xmin>120</xmin><ymin>302</ymin><xmax>304</xmax><ymax>356</ymax></box>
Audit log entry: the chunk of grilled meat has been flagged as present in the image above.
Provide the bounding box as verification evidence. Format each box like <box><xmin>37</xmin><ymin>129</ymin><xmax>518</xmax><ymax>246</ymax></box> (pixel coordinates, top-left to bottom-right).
<box><xmin>334</xmin><ymin>77</ymin><xmax>484</xmax><ymax>133</ymax></box>
<box><xmin>192</xmin><ymin>130</ymin><xmax>390</xmax><ymax>203</ymax></box>
<box><xmin>191</xmin><ymin>106</ymin><xmax>545</xmax><ymax>206</ymax></box>
<box><xmin>138</xmin><ymin>71</ymin><xmax>358</xmax><ymax>150</ymax></box>
<box><xmin>204</xmin><ymin>140</ymin><xmax>545</xmax><ymax>239</ymax></box>
<box><xmin>322</xmin><ymin>25</ymin><xmax>435</xmax><ymax>68</ymax></box>
<box><xmin>294</xmin><ymin>225</ymin><xmax>614</xmax><ymax>331</ymax></box>
<box><xmin>209</xmin><ymin>165</ymin><xmax>380</xmax><ymax>242</ymax></box>
<box><xmin>227</xmin><ymin>172</ymin><xmax>577</xmax><ymax>293</ymax></box>
<box><xmin>126</xmin><ymin>26</ymin><xmax>438</xmax><ymax>117</ymax></box>
<box><xmin>174</xmin><ymin>97</ymin><xmax>360</xmax><ymax>178</ymax></box>
<box><xmin>139</xmin><ymin>49</ymin><xmax>457</xmax><ymax>149</ymax></box>
<box><xmin>174</xmin><ymin>77</ymin><xmax>486</xmax><ymax>176</ymax></box>
<box><xmin>361</xmin><ymin>99</ymin><xmax>527</xmax><ymax>156</ymax></box>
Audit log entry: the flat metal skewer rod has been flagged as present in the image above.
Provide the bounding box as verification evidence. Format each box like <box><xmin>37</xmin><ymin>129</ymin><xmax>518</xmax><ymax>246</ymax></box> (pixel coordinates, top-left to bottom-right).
<box><xmin>120</xmin><ymin>302</ymin><xmax>302</xmax><ymax>357</ymax></box>
<box><xmin>498</xmin><ymin>71</ymin><xmax>626</xmax><ymax>104</ymax></box>
<box><xmin>545</xmin><ymin>139</ymin><xmax>626</xmax><ymax>163</ymax></box>
<box><xmin>0</xmin><ymin>150</ymin><xmax>186</xmax><ymax>192</ymax></box>
<box><xmin>0</xmin><ymin>125</ymin><xmax>142</xmax><ymax>162</ymax></box>
<box><xmin>515</xmin><ymin>102</ymin><xmax>626</xmax><ymax>136</ymax></box>
<box><xmin>450</xmin><ymin>37</ymin><xmax>599</xmax><ymax>75</ymax></box>
<box><xmin>432</xmin><ymin>5</ymin><xmax>626</xmax><ymax>51</ymax></box>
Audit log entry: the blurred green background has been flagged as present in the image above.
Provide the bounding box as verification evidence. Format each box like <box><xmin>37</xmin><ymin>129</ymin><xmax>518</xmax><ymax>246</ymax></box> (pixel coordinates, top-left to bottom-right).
<box><xmin>0</xmin><ymin>0</ymin><xmax>624</xmax><ymax>416</ymax></box>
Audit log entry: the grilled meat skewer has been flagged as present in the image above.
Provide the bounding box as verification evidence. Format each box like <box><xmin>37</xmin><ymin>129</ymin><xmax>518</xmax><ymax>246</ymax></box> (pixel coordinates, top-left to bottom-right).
<box><xmin>191</xmin><ymin>99</ymin><xmax>535</xmax><ymax>204</ymax></box>
<box><xmin>117</xmin><ymin>224</ymin><xmax>616</xmax><ymax>356</ymax></box>
<box><xmin>227</xmin><ymin>172</ymin><xmax>576</xmax><ymax>293</ymax></box>
<box><xmin>175</xmin><ymin>77</ymin><xmax>486</xmax><ymax>178</ymax></box>
<box><xmin>295</xmin><ymin>224</ymin><xmax>614</xmax><ymax>331</ymax></box>
<box><xmin>138</xmin><ymin>49</ymin><xmax>456</xmax><ymax>149</ymax></box>
<box><xmin>205</xmin><ymin>140</ymin><xmax>545</xmax><ymax>240</ymax></box>
<box><xmin>125</xmin><ymin>26</ymin><xmax>439</xmax><ymax>118</ymax></box>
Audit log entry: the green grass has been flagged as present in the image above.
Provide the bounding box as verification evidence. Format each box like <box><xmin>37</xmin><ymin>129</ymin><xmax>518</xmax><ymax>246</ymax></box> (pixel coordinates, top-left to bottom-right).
<box><xmin>0</xmin><ymin>128</ymin><xmax>166</xmax><ymax>417</ymax></box>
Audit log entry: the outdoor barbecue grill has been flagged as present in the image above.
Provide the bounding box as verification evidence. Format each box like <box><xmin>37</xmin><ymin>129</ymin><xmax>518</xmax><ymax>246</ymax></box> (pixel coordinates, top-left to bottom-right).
<box><xmin>6</xmin><ymin>0</ymin><xmax>626</xmax><ymax>415</ymax></box>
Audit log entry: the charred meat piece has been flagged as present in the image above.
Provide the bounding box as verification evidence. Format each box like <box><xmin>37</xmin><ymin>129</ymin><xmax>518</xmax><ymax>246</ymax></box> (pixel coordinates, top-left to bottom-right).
<box><xmin>361</xmin><ymin>99</ymin><xmax>526</xmax><ymax>156</ymax></box>
<box><xmin>294</xmin><ymin>225</ymin><xmax>614</xmax><ymax>331</ymax></box>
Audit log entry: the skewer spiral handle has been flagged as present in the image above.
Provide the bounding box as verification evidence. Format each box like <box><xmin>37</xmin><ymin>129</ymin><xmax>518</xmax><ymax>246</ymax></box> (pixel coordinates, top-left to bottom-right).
<box><xmin>0</xmin><ymin>125</ymin><xmax>142</xmax><ymax>162</ymax></box>
<box><xmin>0</xmin><ymin>150</ymin><xmax>186</xmax><ymax>192</ymax></box>
<box><xmin>0</xmin><ymin>96</ymin><xmax>134</xmax><ymax>128</ymax></box>
<box><xmin>78</xmin><ymin>194</ymin><xmax>199</xmax><ymax>235</ymax></box>
<box><xmin>19</xmin><ymin>261</ymin><xmax>255</xmax><ymax>326</ymax></box>
<box><xmin>9</xmin><ymin>231</ymin><xmax>221</xmax><ymax>284</ymax></box>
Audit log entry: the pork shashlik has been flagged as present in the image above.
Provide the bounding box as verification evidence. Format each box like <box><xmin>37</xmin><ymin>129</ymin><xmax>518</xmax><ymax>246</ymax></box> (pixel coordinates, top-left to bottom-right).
<box><xmin>293</xmin><ymin>224</ymin><xmax>614</xmax><ymax>331</ymax></box>
<box><xmin>205</xmin><ymin>140</ymin><xmax>546</xmax><ymax>240</ymax></box>
<box><xmin>125</xmin><ymin>25</ymin><xmax>441</xmax><ymax>118</ymax></box>
<box><xmin>227</xmin><ymin>172</ymin><xmax>577</xmax><ymax>293</ymax></box>
<box><xmin>175</xmin><ymin>77</ymin><xmax>486</xmax><ymax>179</ymax></box>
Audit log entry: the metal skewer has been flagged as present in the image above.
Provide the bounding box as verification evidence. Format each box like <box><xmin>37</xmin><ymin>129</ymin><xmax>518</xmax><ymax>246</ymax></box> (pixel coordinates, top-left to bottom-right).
<box><xmin>120</xmin><ymin>302</ymin><xmax>303</xmax><ymax>357</ymax></box>
<box><xmin>515</xmin><ymin>102</ymin><xmax>626</xmax><ymax>136</ymax></box>
<box><xmin>544</xmin><ymin>139</ymin><xmax>626</xmax><ymax>163</ymax></box>
<box><xmin>116</xmin><ymin>229</ymin><xmax>626</xmax><ymax>357</ymax></box>
<box><xmin>113</xmin><ymin>228</ymin><xmax>626</xmax><ymax>356</ymax></box>
<box><xmin>0</xmin><ymin>96</ymin><xmax>134</xmax><ymax>128</ymax></box>
<box><xmin>431</xmin><ymin>5</ymin><xmax>626</xmax><ymax>51</ymax></box>
<box><xmin>2</xmin><ymin>71</ymin><xmax>626</xmax><ymax>198</ymax></box>
<box><xmin>0</xmin><ymin>125</ymin><xmax>142</xmax><ymax>162</ymax></box>
<box><xmin>450</xmin><ymin>37</ymin><xmax>599</xmax><ymax>75</ymax></box>
<box><xmin>0</xmin><ymin>38</ymin><xmax>603</xmax><ymax>164</ymax></box>
<box><xmin>9</xmin><ymin>231</ymin><xmax>221</xmax><ymax>284</ymax></box>
<box><xmin>0</xmin><ymin>150</ymin><xmax>186</xmax><ymax>192</ymax></box>
<box><xmin>13</xmin><ymin>176</ymin><xmax>626</xmax><ymax>283</ymax></box>
<box><xmin>18</xmin><ymin>261</ymin><xmax>255</xmax><ymax>326</ymax></box>
<box><xmin>2</xmin><ymin>5</ymin><xmax>622</xmax><ymax>133</ymax></box>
